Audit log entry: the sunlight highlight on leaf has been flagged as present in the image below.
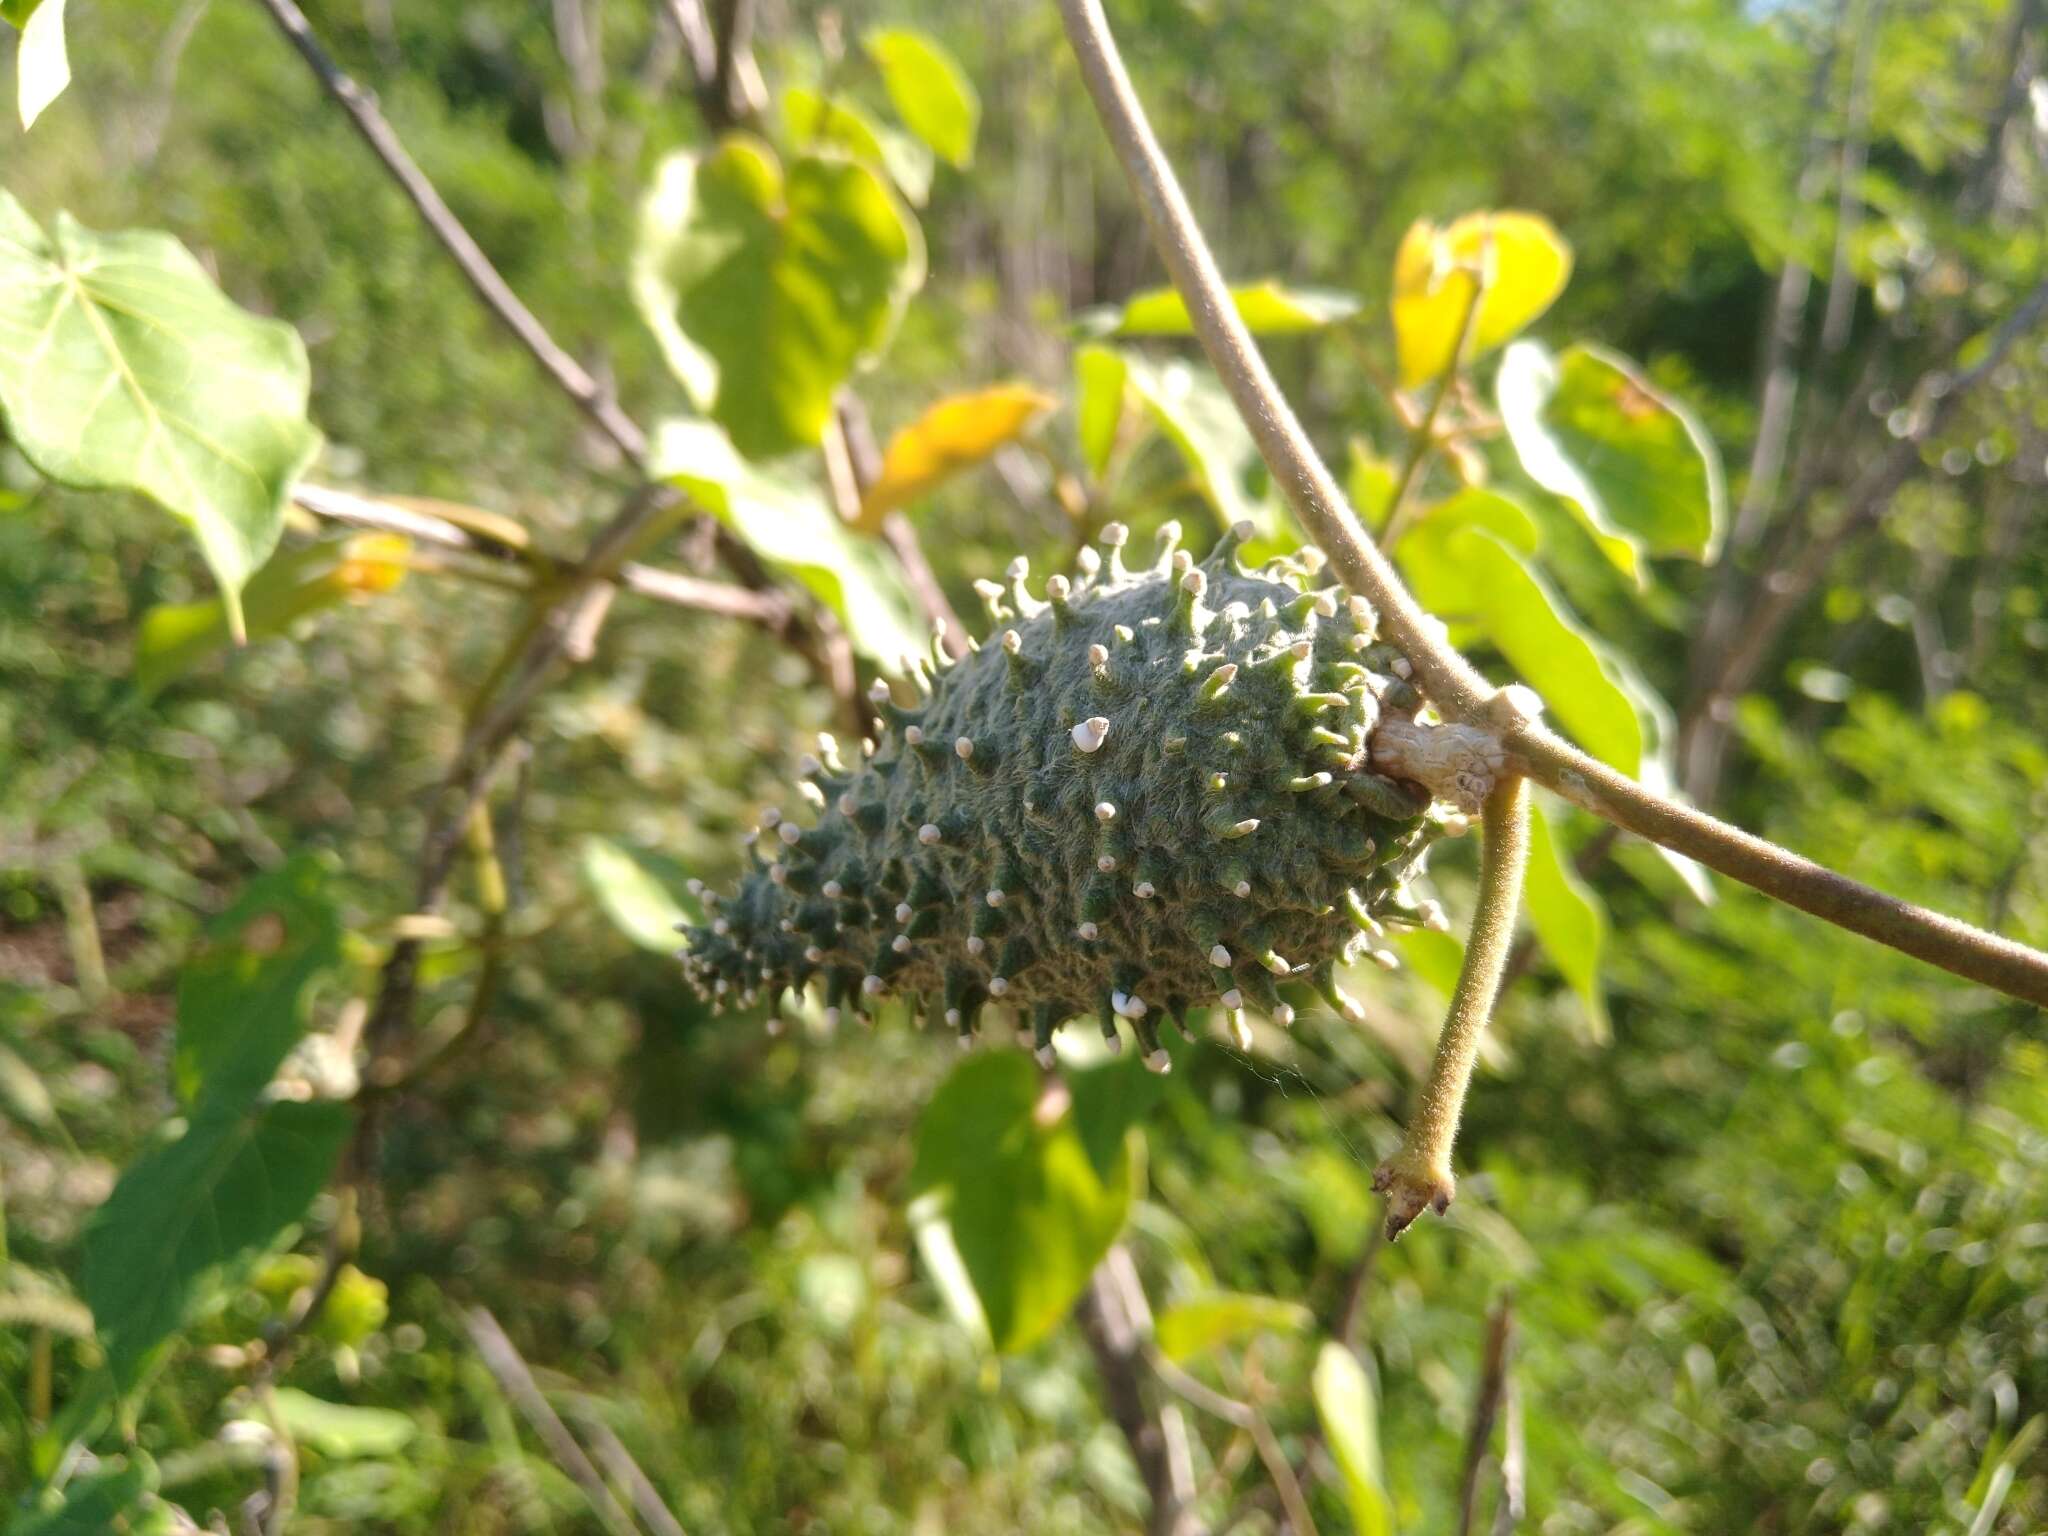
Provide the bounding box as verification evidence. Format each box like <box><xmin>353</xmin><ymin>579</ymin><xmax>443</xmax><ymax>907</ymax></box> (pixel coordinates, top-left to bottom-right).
<box><xmin>857</xmin><ymin>384</ymin><xmax>1055</xmax><ymax>528</ymax></box>
<box><xmin>1392</xmin><ymin>210</ymin><xmax>1572</xmax><ymax>389</ymax></box>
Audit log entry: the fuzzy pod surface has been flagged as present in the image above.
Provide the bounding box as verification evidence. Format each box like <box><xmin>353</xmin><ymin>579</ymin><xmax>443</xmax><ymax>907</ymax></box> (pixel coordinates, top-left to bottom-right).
<box><xmin>680</xmin><ymin>520</ymin><xmax>1451</xmax><ymax>1071</ymax></box>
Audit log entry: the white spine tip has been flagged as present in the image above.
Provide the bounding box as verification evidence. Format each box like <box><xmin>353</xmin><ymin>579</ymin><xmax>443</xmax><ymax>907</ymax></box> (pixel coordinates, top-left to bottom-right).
<box><xmin>863</xmin><ymin>975</ymin><xmax>885</xmax><ymax>996</ymax></box>
<box><xmin>1094</xmin><ymin>802</ymin><xmax>1117</xmax><ymax>822</ymax></box>
<box><xmin>1134</xmin><ymin>881</ymin><xmax>1156</xmax><ymax>899</ymax></box>
<box><xmin>917</xmin><ymin>823</ymin><xmax>942</xmax><ymax>845</ymax></box>
<box><xmin>823</xmin><ymin>1007</ymin><xmax>841</xmax><ymax>1029</ymax></box>
<box><xmin>836</xmin><ymin>793</ymin><xmax>856</xmax><ymax>816</ymax></box>
<box><xmin>1392</xmin><ymin>656</ymin><xmax>1413</xmax><ymax>678</ymax></box>
<box><xmin>1221</xmin><ymin>988</ymin><xmax>1244</xmax><ymax>1009</ymax></box>
<box><xmin>822</xmin><ymin>880</ymin><xmax>844</xmax><ymax>900</ymax></box>
<box><xmin>1209</xmin><ymin>945</ymin><xmax>1232</xmax><ymax>969</ymax></box>
<box><xmin>1001</xmin><ymin>629</ymin><xmax>1022</xmax><ymax>655</ymax></box>
<box><xmin>1006</xmin><ymin>555</ymin><xmax>1030</xmax><ymax>579</ymax></box>
<box><xmin>778</xmin><ymin>822</ymin><xmax>800</xmax><ymax>845</ymax></box>
<box><xmin>1274</xmin><ymin>1003</ymin><xmax>1296</xmax><ymax>1027</ymax></box>
<box><xmin>1072</xmin><ymin>716</ymin><xmax>1111</xmax><ymax>754</ymax></box>
<box><xmin>1077</xmin><ymin>922</ymin><xmax>1099</xmax><ymax>941</ymax></box>
<box><xmin>1421</xmin><ymin>901</ymin><xmax>1450</xmax><ymax>933</ymax></box>
<box><xmin>955</xmin><ymin>736</ymin><xmax>975</xmax><ymax>760</ymax></box>
<box><xmin>1373</xmin><ymin>948</ymin><xmax>1400</xmax><ymax>970</ymax></box>
<box><xmin>966</xmin><ymin>935</ymin><xmax>986</xmax><ymax>955</ymax></box>
<box><xmin>986</xmin><ymin>888</ymin><xmax>1005</xmax><ymax>908</ymax></box>
<box><xmin>1077</xmin><ymin>547</ymin><xmax>1101</xmax><ymax>575</ymax></box>
<box><xmin>895</xmin><ymin>902</ymin><xmax>914</xmax><ymax>923</ymax></box>
<box><xmin>1088</xmin><ymin>643</ymin><xmax>1110</xmax><ymax>668</ymax></box>
<box><xmin>1097</xmin><ymin>854</ymin><xmax>1117</xmax><ymax>873</ymax></box>
<box><xmin>1314</xmin><ymin>592</ymin><xmax>1339</xmax><ymax>618</ymax></box>
<box><xmin>868</xmin><ymin>679</ymin><xmax>892</xmax><ymax>704</ymax></box>
<box><xmin>1232</xmin><ymin>880</ymin><xmax>1252</xmax><ymax>898</ymax></box>
<box><xmin>778</xmin><ymin>919</ymin><xmax>795</xmax><ymax>932</ymax></box>
<box><xmin>957</xmin><ymin>1033</ymin><xmax>973</xmax><ymax>1051</ymax></box>
<box><xmin>712</xmin><ymin>918</ymin><xmax>731</xmax><ymax>936</ymax></box>
<box><xmin>798</xmin><ymin>754</ymin><xmax>822</xmax><ymax>777</ymax></box>
<box><xmin>760</xmin><ymin>807</ymin><xmax>782</xmax><ymax>828</ymax></box>
<box><xmin>946</xmin><ymin>1007</ymin><xmax>963</xmax><ymax>1028</ymax></box>
<box><xmin>1144</xmin><ymin>1049</ymin><xmax>1172</xmax><ymax>1075</ymax></box>
<box><xmin>1172</xmin><ymin>549</ymin><xmax>1193</xmax><ymax>574</ymax></box>
<box><xmin>1104</xmin><ymin>1033</ymin><xmax>1124</xmax><ymax>1055</ymax></box>
<box><xmin>804</xmin><ymin>945</ymin><xmax>824</xmax><ymax>963</ymax></box>
<box><xmin>1100</xmin><ymin>522</ymin><xmax>1129</xmax><ymax>547</ymax></box>
<box><xmin>686</xmin><ymin>878</ymin><xmax>705</xmax><ymax>896</ymax></box>
<box><xmin>769</xmin><ymin>863</ymin><xmax>788</xmax><ymax>885</ymax></box>
<box><xmin>1230</xmin><ymin>518</ymin><xmax>1255</xmax><ymax>540</ymax></box>
<box><xmin>1341</xmin><ymin>1000</ymin><xmax>1367</xmax><ymax>1025</ymax></box>
<box><xmin>1180</xmin><ymin>568</ymin><xmax>1205</xmax><ymax>596</ymax></box>
<box><xmin>988</xmin><ymin>977</ymin><xmax>1009</xmax><ymax>997</ymax></box>
<box><xmin>892</xmin><ymin>934</ymin><xmax>911</xmax><ymax>955</ymax></box>
<box><xmin>1290</xmin><ymin>639</ymin><xmax>1314</xmax><ymax>661</ymax></box>
<box><xmin>1035</xmin><ymin>1046</ymin><xmax>1057</xmax><ymax>1068</ymax></box>
<box><xmin>904</xmin><ymin>725</ymin><xmax>925</xmax><ymax>746</ymax></box>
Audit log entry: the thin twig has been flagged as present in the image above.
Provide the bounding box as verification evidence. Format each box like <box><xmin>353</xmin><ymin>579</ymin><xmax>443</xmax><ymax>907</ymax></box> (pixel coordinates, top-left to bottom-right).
<box><xmin>1078</xmin><ymin>1248</ymin><xmax>1205</xmax><ymax>1536</ymax></box>
<box><xmin>1455</xmin><ymin>1296</ymin><xmax>1516</xmax><ymax>1536</ymax></box>
<box><xmin>573</xmin><ymin>1412</ymin><xmax>690</xmax><ymax>1536</ymax></box>
<box><xmin>464</xmin><ymin>1308</ymin><xmax>642</xmax><ymax>1536</ymax></box>
<box><xmin>250</xmin><ymin>0</ymin><xmax>647</xmax><ymax>466</ymax></box>
<box><xmin>1379</xmin><ymin>277</ymin><xmax>1485</xmax><ymax>551</ymax></box>
<box><xmin>1052</xmin><ymin>0</ymin><xmax>2048</xmax><ymax>1008</ymax></box>
<box><xmin>295</xmin><ymin>484</ymin><xmax>792</xmax><ymax>625</ymax></box>
<box><xmin>1146</xmin><ymin>1349</ymin><xmax>1319</xmax><ymax>1536</ymax></box>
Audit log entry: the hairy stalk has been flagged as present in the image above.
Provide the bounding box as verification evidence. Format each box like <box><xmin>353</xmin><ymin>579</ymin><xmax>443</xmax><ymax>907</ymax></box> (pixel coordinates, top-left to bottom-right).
<box><xmin>1374</xmin><ymin>778</ymin><xmax>1529</xmax><ymax>1237</ymax></box>
<box><xmin>1052</xmin><ymin>0</ymin><xmax>2048</xmax><ymax>1009</ymax></box>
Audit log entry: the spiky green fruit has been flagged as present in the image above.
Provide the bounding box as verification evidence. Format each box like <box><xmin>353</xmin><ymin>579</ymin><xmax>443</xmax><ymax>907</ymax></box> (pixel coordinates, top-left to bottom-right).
<box><xmin>680</xmin><ymin>520</ymin><xmax>1450</xmax><ymax>1072</ymax></box>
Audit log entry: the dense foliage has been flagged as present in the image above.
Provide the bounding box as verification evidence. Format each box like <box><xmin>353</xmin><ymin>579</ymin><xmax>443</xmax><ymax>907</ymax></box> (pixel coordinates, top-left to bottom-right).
<box><xmin>2</xmin><ymin>0</ymin><xmax>2044</xmax><ymax>1532</ymax></box>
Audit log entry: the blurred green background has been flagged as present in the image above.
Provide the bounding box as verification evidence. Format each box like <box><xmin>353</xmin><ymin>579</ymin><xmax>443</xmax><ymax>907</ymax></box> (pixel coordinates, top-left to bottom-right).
<box><xmin>3</xmin><ymin>0</ymin><xmax>2046</xmax><ymax>1531</ymax></box>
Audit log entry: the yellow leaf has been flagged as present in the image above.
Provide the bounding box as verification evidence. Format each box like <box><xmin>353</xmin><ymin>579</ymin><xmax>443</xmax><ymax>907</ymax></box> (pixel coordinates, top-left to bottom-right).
<box><xmin>1391</xmin><ymin>211</ymin><xmax>1572</xmax><ymax>389</ymax></box>
<box><xmin>857</xmin><ymin>384</ymin><xmax>1055</xmax><ymax>529</ymax></box>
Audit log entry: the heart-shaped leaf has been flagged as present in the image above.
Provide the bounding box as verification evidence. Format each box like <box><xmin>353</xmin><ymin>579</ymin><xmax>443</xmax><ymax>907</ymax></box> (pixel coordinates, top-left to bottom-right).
<box><xmin>782</xmin><ymin>86</ymin><xmax>935</xmax><ymax>206</ymax></box>
<box><xmin>857</xmin><ymin>383</ymin><xmax>1055</xmax><ymax>527</ymax></box>
<box><xmin>11</xmin><ymin>0</ymin><xmax>67</xmax><ymax>129</ymax></box>
<box><xmin>0</xmin><ymin>193</ymin><xmax>322</xmax><ymax>637</ymax></box>
<box><xmin>1392</xmin><ymin>210</ymin><xmax>1571</xmax><ymax>389</ymax></box>
<box><xmin>634</xmin><ymin>138</ymin><xmax>924</xmax><ymax>460</ymax></box>
<box><xmin>580</xmin><ymin>835</ymin><xmax>703</xmax><ymax>953</ymax></box>
<box><xmin>911</xmin><ymin>1052</ymin><xmax>1132</xmax><ymax>1354</ymax></box>
<box><xmin>863</xmin><ymin>28</ymin><xmax>979</xmax><ymax>168</ymax></box>
<box><xmin>1498</xmin><ymin>340</ymin><xmax>1726</xmax><ymax>570</ymax></box>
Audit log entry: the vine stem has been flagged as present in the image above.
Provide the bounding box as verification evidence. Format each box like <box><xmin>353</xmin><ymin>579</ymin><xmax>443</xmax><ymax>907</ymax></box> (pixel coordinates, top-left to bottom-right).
<box><xmin>1053</xmin><ymin>0</ymin><xmax>2048</xmax><ymax>1009</ymax></box>
<box><xmin>1374</xmin><ymin>777</ymin><xmax>1529</xmax><ymax>1237</ymax></box>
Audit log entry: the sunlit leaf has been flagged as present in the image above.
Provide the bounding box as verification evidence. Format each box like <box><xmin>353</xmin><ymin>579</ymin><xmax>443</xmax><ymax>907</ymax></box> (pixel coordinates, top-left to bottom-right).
<box><xmin>911</xmin><ymin>1052</ymin><xmax>1131</xmax><ymax>1354</ymax></box>
<box><xmin>857</xmin><ymin>383</ymin><xmax>1056</xmax><ymax>528</ymax></box>
<box><xmin>580</xmin><ymin>835</ymin><xmax>703</xmax><ymax>953</ymax></box>
<box><xmin>864</xmin><ymin>28</ymin><xmax>979</xmax><ymax>168</ymax></box>
<box><xmin>1314</xmin><ymin>1341</ymin><xmax>1393</xmax><ymax>1536</ymax></box>
<box><xmin>1399</xmin><ymin>520</ymin><xmax>1645</xmax><ymax>776</ymax></box>
<box><xmin>1392</xmin><ymin>927</ymin><xmax>1465</xmax><ymax>997</ymax></box>
<box><xmin>1525</xmin><ymin>798</ymin><xmax>1610</xmax><ymax>1041</ymax></box>
<box><xmin>271</xmin><ymin>1388</ymin><xmax>418</xmax><ymax>1459</ymax></box>
<box><xmin>134</xmin><ymin>533</ymin><xmax>408</xmax><ymax>699</ymax></box>
<box><xmin>0</xmin><ymin>193</ymin><xmax>322</xmax><ymax>638</ymax></box>
<box><xmin>782</xmin><ymin>86</ymin><xmax>934</xmax><ymax>206</ymax></box>
<box><xmin>1393</xmin><ymin>210</ymin><xmax>1571</xmax><ymax>389</ymax></box>
<box><xmin>1074</xmin><ymin>344</ymin><xmax>1129</xmax><ymax>481</ymax></box>
<box><xmin>652</xmin><ymin>417</ymin><xmax>925</xmax><ymax>669</ymax></box>
<box><xmin>1156</xmin><ymin>1291</ymin><xmax>1313</xmax><ymax>1363</ymax></box>
<box><xmin>13</xmin><ymin>0</ymin><xmax>66</xmax><ymax>130</ymax></box>
<box><xmin>1124</xmin><ymin>355</ymin><xmax>1297</xmax><ymax>556</ymax></box>
<box><xmin>1498</xmin><ymin>341</ymin><xmax>1725</xmax><ymax>575</ymax></box>
<box><xmin>633</xmin><ymin>138</ymin><xmax>924</xmax><ymax>460</ymax></box>
<box><xmin>1080</xmin><ymin>279</ymin><xmax>1362</xmax><ymax>338</ymax></box>
<box><xmin>1413</xmin><ymin>484</ymin><xmax>1542</xmax><ymax>554</ymax></box>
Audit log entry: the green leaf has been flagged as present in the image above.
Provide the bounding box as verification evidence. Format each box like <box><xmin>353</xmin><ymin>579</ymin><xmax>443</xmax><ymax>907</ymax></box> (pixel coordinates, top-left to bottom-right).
<box><xmin>1392</xmin><ymin>211</ymin><xmax>1572</xmax><ymax>390</ymax></box>
<box><xmin>0</xmin><ymin>194</ymin><xmax>321</xmax><ymax>639</ymax></box>
<box><xmin>1080</xmin><ymin>279</ymin><xmax>1362</xmax><ymax>338</ymax></box>
<box><xmin>1314</xmin><ymin>1342</ymin><xmax>1392</xmax><ymax>1536</ymax></box>
<box><xmin>910</xmin><ymin>1052</ymin><xmax>1131</xmax><ymax>1354</ymax></box>
<box><xmin>171</xmin><ymin>853</ymin><xmax>344</xmax><ymax>1107</ymax></box>
<box><xmin>782</xmin><ymin>86</ymin><xmax>934</xmax><ymax>206</ymax></box>
<box><xmin>651</xmin><ymin>418</ymin><xmax>925</xmax><ymax>669</ymax></box>
<box><xmin>1498</xmin><ymin>341</ymin><xmax>1725</xmax><ymax>574</ymax></box>
<box><xmin>863</xmin><ymin>29</ymin><xmax>979</xmax><ymax>168</ymax></box>
<box><xmin>7</xmin><ymin>1455</ymin><xmax>176</xmax><ymax>1535</ymax></box>
<box><xmin>134</xmin><ymin>533</ymin><xmax>408</xmax><ymax>699</ymax></box>
<box><xmin>14</xmin><ymin>0</ymin><xmax>66</xmax><ymax>130</ymax></box>
<box><xmin>82</xmin><ymin>1098</ymin><xmax>353</xmax><ymax>1391</ymax></box>
<box><xmin>1398</xmin><ymin>521</ymin><xmax>1645</xmax><ymax>776</ymax></box>
<box><xmin>1347</xmin><ymin>441</ymin><xmax>1397</xmax><ymax>533</ymax></box>
<box><xmin>1074</xmin><ymin>344</ymin><xmax>1129</xmax><ymax>481</ymax></box>
<box><xmin>1065</xmin><ymin>1042</ymin><xmax>1172</xmax><ymax>1180</ymax></box>
<box><xmin>1155</xmin><ymin>1291</ymin><xmax>1313</xmax><ymax>1363</ymax></box>
<box><xmin>1391</xmin><ymin>927</ymin><xmax>1466</xmax><ymax>998</ymax></box>
<box><xmin>270</xmin><ymin>1388</ymin><xmax>418</xmax><ymax>1459</ymax></box>
<box><xmin>1524</xmin><ymin>798</ymin><xmax>1610</xmax><ymax>1041</ymax></box>
<box><xmin>633</xmin><ymin>138</ymin><xmax>924</xmax><ymax>460</ymax></box>
<box><xmin>580</xmin><ymin>835</ymin><xmax>702</xmax><ymax>953</ymax></box>
<box><xmin>1124</xmin><ymin>355</ymin><xmax>1296</xmax><ymax>555</ymax></box>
